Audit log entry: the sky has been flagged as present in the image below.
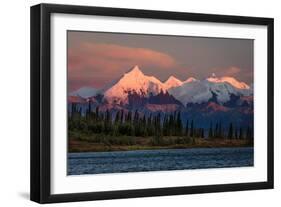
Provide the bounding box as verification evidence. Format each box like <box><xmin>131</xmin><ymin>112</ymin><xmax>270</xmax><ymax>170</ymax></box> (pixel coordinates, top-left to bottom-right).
<box><xmin>68</xmin><ymin>31</ymin><xmax>253</xmax><ymax>91</ymax></box>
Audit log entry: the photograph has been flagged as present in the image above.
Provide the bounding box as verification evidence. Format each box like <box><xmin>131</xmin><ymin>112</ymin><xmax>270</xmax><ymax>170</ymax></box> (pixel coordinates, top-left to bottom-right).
<box><xmin>29</xmin><ymin>3</ymin><xmax>274</xmax><ymax>203</ymax></box>
<box><xmin>67</xmin><ymin>31</ymin><xmax>254</xmax><ymax>175</ymax></box>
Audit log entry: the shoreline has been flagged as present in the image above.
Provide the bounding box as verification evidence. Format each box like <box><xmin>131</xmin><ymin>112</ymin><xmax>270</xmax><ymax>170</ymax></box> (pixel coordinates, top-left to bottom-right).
<box><xmin>69</xmin><ymin>137</ymin><xmax>253</xmax><ymax>153</ymax></box>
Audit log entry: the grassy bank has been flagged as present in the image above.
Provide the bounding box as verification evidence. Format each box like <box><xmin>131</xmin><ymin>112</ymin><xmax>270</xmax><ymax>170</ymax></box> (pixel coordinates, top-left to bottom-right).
<box><xmin>68</xmin><ymin>133</ymin><xmax>253</xmax><ymax>152</ymax></box>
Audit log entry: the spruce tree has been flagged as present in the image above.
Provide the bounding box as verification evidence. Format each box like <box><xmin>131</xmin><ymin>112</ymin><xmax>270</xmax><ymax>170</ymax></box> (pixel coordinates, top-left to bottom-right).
<box><xmin>169</xmin><ymin>114</ymin><xmax>174</xmax><ymax>135</ymax></box>
<box><xmin>246</xmin><ymin>126</ymin><xmax>252</xmax><ymax>140</ymax></box>
<box><xmin>185</xmin><ymin>119</ymin><xmax>189</xmax><ymax>137</ymax></box>
<box><xmin>133</xmin><ymin>110</ymin><xmax>140</xmax><ymax>136</ymax></box>
<box><xmin>104</xmin><ymin>109</ymin><xmax>111</xmax><ymax>134</ymax></box>
<box><xmin>190</xmin><ymin>120</ymin><xmax>194</xmax><ymax>138</ymax></box>
<box><xmin>134</xmin><ymin>110</ymin><xmax>139</xmax><ymax>124</ymax></box>
<box><xmin>142</xmin><ymin>114</ymin><xmax>147</xmax><ymax>136</ymax></box>
<box><xmin>127</xmin><ymin>111</ymin><xmax>132</xmax><ymax>122</ymax></box>
<box><xmin>147</xmin><ymin>113</ymin><xmax>152</xmax><ymax>136</ymax></box>
<box><xmin>163</xmin><ymin>115</ymin><xmax>169</xmax><ymax>136</ymax></box>
<box><xmin>95</xmin><ymin>106</ymin><xmax>99</xmax><ymax>121</ymax></box>
<box><xmin>176</xmin><ymin>112</ymin><xmax>182</xmax><ymax>136</ymax></box>
<box><xmin>88</xmin><ymin>100</ymin><xmax>92</xmax><ymax>115</ymax></box>
<box><xmin>208</xmin><ymin>122</ymin><xmax>213</xmax><ymax>138</ymax></box>
<box><xmin>218</xmin><ymin>121</ymin><xmax>222</xmax><ymax>138</ymax></box>
<box><xmin>235</xmin><ymin>126</ymin><xmax>238</xmax><ymax>139</ymax></box>
<box><xmin>115</xmin><ymin>111</ymin><xmax>120</xmax><ymax>124</ymax></box>
<box><xmin>120</xmin><ymin>110</ymin><xmax>124</xmax><ymax>124</ymax></box>
<box><xmin>200</xmin><ymin>128</ymin><xmax>204</xmax><ymax>138</ymax></box>
<box><xmin>215</xmin><ymin>122</ymin><xmax>218</xmax><ymax>138</ymax></box>
<box><xmin>228</xmin><ymin>123</ymin><xmax>233</xmax><ymax>139</ymax></box>
<box><xmin>239</xmin><ymin>127</ymin><xmax>243</xmax><ymax>139</ymax></box>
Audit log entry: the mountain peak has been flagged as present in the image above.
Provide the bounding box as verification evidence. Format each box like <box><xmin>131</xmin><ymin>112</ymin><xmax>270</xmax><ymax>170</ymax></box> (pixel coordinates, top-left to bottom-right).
<box><xmin>184</xmin><ymin>77</ymin><xmax>197</xmax><ymax>83</ymax></box>
<box><xmin>126</xmin><ymin>65</ymin><xmax>144</xmax><ymax>76</ymax></box>
<box><xmin>206</xmin><ymin>73</ymin><xmax>218</xmax><ymax>82</ymax></box>
<box><xmin>165</xmin><ymin>75</ymin><xmax>180</xmax><ymax>82</ymax></box>
<box><xmin>206</xmin><ymin>75</ymin><xmax>250</xmax><ymax>89</ymax></box>
<box><xmin>104</xmin><ymin>65</ymin><xmax>166</xmax><ymax>104</ymax></box>
<box><xmin>165</xmin><ymin>76</ymin><xmax>183</xmax><ymax>89</ymax></box>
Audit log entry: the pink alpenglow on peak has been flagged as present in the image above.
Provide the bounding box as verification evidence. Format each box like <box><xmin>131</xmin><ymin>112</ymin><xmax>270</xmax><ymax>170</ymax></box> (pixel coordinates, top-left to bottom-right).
<box><xmin>164</xmin><ymin>76</ymin><xmax>183</xmax><ymax>89</ymax></box>
<box><xmin>207</xmin><ymin>74</ymin><xmax>250</xmax><ymax>89</ymax></box>
<box><xmin>125</xmin><ymin>65</ymin><xmax>144</xmax><ymax>76</ymax></box>
<box><xmin>104</xmin><ymin>65</ymin><xmax>166</xmax><ymax>104</ymax></box>
<box><xmin>184</xmin><ymin>77</ymin><xmax>197</xmax><ymax>83</ymax></box>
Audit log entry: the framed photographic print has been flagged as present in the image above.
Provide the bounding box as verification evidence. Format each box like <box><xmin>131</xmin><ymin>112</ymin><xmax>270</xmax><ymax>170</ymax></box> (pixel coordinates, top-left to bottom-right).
<box><xmin>30</xmin><ymin>3</ymin><xmax>274</xmax><ymax>203</ymax></box>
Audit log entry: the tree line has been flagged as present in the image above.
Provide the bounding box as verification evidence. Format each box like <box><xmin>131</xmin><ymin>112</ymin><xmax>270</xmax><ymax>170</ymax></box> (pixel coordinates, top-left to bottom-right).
<box><xmin>207</xmin><ymin>121</ymin><xmax>253</xmax><ymax>140</ymax></box>
<box><xmin>69</xmin><ymin>103</ymin><xmax>253</xmax><ymax>141</ymax></box>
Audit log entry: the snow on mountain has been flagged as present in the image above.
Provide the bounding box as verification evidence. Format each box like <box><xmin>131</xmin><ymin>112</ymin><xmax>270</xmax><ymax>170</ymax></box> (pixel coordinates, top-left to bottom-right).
<box><xmin>104</xmin><ymin>65</ymin><xmax>166</xmax><ymax>104</ymax></box>
<box><xmin>206</xmin><ymin>73</ymin><xmax>250</xmax><ymax>89</ymax></box>
<box><xmin>183</xmin><ymin>77</ymin><xmax>197</xmax><ymax>83</ymax></box>
<box><xmin>169</xmin><ymin>80</ymin><xmax>212</xmax><ymax>105</ymax></box>
<box><xmin>70</xmin><ymin>66</ymin><xmax>252</xmax><ymax>108</ymax></box>
<box><xmin>164</xmin><ymin>76</ymin><xmax>198</xmax><ymax>89</ymax></box>
<box><xmin>164</xmin><ymin>76</ymin><xmax>183</xmax><ymax>89</ymax></box>
<box><xmin>169</xmin><ymin>79</ymin><xmax>252</xmax><ymax>106</ymax></box>
<box><xmin>69</xmin><ymin>87</ymin><xmax>99</xmax><ymax>98</ymax></box>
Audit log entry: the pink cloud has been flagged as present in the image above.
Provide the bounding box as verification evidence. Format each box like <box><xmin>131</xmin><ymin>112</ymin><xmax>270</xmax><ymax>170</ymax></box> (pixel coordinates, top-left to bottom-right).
<box><xmin>68</xmin><ymin>42</ymin><xmax>177</xmax><ymax>90</ymax></box>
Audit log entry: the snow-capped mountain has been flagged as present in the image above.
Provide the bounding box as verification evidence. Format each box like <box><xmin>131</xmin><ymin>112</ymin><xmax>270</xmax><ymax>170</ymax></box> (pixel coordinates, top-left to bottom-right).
<box><xmin>104</xmin><ymin>65</ymin><xmax>166</xmax><ymax>104</ymax></box>
<box><xmin>164</xmin><ymin>76</ymin><xmax>183</xmax><ymax>89</ymax></box>
<box><xmin>169</xmin><ymin>78</ymin><xmax>253</xmax><ymax>106</ymax></box>
<box><xmin>70</xmin><ymin>66</ymin><xmax>252</xmax><ymax>109</ymax></box>
<box><xmin>69</xmin><ymin>87</ymin><xmax>99</xmax><ymax>98</ymax></box>
<box><xmin>207</xmin><ymin>73</ymin><xmax>250</xmax><ymax>89</ymax></box>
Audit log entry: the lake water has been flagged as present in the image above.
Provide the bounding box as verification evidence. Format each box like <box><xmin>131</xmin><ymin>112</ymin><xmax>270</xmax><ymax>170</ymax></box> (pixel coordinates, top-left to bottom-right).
<box><xmin>68</xmin><ymin>147</ymin><xmax>253</xmax><ymax>175</ymax></box>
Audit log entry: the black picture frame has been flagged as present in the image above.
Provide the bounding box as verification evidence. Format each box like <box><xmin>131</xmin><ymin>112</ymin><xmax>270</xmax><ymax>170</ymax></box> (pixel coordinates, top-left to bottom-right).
<box><xmin>30</xmin><ymin>3</ymin><xmax>274</xmax><ymax>204</ymax></box>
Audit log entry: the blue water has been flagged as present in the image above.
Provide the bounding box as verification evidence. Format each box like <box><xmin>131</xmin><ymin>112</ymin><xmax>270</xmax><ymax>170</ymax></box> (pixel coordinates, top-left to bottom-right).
<box><xmin>67</xmin><ymin>147</ymin><xmax>253</xmax><ymax>175</ymax></box>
